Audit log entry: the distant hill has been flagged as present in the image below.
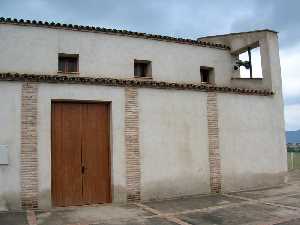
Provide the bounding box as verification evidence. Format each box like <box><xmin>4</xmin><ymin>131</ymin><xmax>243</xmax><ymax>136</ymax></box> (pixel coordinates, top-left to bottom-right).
<box><xmin>286</xmin><ymin>130</ymin><xmax>300</xmax><ymax>143</ymax></box>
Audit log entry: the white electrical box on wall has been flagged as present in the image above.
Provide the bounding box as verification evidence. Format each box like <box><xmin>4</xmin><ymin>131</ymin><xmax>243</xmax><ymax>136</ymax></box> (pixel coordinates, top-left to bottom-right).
<box><xmin>0</xmin><ymin>145</ymin><xmax>8</xmax><ymax>165</ymax></box>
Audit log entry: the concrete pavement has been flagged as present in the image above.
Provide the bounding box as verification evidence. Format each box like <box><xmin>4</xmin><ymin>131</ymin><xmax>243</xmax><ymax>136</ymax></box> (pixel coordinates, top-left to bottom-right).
<box><xmin>1</xmin><ymin>169</ymin><xmax>300</xmax><ymax>225</ymax></box>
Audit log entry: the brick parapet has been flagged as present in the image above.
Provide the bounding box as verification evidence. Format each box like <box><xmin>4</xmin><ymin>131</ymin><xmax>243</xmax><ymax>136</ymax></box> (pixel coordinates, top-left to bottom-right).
<box><xmin>0</xmin><ymin>17</ymin><xmax>230</xmax><ymax>50</ymax></box>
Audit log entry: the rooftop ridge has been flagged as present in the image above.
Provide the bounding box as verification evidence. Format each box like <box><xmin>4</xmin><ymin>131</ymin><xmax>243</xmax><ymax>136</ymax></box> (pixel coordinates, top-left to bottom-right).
<box><xmin>0</xmin><ymin>17</ymin><xmax>230</xmax><ymax>50</ymax></box>
<box><xmin>198</xmin><ymin>29</ymin><xmax>278</xmax><ymax>40</ymax></box>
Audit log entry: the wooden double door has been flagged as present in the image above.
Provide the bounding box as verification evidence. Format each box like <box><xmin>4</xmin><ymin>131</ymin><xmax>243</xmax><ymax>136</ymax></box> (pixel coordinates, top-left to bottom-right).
<box><xmin>51</xmin><ymin>102</ymin><xmax>111</xmax><ymax>206</ymax></box>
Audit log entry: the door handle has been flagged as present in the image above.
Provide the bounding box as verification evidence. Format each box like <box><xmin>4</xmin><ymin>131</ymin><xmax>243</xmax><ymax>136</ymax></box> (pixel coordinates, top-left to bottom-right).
<box><xmin>81</xmin><ymin>165</ymin><xmax>86</xmax><ymax>174</ymax></box>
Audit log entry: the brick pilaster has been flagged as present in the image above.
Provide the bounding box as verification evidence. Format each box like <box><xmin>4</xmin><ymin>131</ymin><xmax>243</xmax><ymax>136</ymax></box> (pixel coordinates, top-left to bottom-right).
<box><xmin>207</xmin><ymin>92</ymin><xmax>222</xmax><ymax>193</ymax></box>
<box><xmin>20</xmin><ymin>82</ymin><xmax>39</xmax><ymax>209</ymax></box>
<box><xmin>125</xmin><ymin>87</ymin><xmax>141</xmax><ymax>202</ymax></box>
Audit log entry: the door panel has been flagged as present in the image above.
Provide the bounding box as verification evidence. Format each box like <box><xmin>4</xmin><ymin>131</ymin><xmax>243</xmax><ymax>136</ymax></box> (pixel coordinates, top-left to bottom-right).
<box><xmin>52</xmin><ymin>102</ymin><xmax>83</xmax><ymax>206</ymax></box>
<box><xmin>51</xmin><ymin>102</ymin><xmax>111</xmax><ymax>207</ymax></box>
<box><xmin>82</xmin><ymin>103</ymin><xmax>110</xmax><ymax>204</ymax></box>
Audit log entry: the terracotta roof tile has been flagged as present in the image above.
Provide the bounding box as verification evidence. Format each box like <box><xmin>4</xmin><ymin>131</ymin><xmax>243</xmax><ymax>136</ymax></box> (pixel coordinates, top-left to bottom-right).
<box><xmin>0</xmin><ymin>73</ymin><xmax>274</xmax><ymax>96</ymax></box>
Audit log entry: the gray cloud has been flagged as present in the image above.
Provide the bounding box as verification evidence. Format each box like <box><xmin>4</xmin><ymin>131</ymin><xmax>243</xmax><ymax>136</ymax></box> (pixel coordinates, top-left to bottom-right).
<box><xmin>0</xmin><ymin>0</ymin><xmax>299</xmax><ymax>46</ymax></box>
<box><xmin>230</xmin><ymin>0</ymin><xmax>300</xmax><ymax>48</ymax></box>
<box><xmin>0</xmin><ymin>0</ymin><xmax>249</xmax><ymax>38</ymax></box>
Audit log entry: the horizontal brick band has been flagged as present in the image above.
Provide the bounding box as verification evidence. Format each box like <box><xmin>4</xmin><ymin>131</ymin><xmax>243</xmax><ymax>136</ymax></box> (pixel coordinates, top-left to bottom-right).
<box><xmin>0</xmin><ymin>73</ymin><xmax>274</xmax><ymax>96</ymax></box>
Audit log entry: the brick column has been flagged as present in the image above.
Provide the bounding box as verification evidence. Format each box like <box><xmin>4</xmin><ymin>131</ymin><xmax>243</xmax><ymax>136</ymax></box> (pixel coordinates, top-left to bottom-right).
<box><xmin>207</xmin><ymin>92</ymin><xmax>222</xmax><ymax>193</ymax></box>
<box><xmin>20</xmin><ymin>82</ymin><xmax>39</xmax><ymax>209</ymax></box>
<box><xmin>125</xmin><ymin>87</ymin><xmax>141</xmax><ymax>202</ymax></box>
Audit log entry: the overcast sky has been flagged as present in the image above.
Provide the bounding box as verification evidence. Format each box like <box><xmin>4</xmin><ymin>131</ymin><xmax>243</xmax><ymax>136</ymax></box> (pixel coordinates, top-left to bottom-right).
<box><xmin>1</xmin><ymin>0</ymin><xmax>299</xmax><ymax>131</ymax></box>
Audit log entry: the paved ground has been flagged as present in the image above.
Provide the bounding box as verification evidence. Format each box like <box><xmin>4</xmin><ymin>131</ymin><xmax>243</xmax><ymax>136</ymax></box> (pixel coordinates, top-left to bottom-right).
<box><xmin>1</xmin><ymin>170</ymin><xmax>300</xmax><ymax>225</ymax></box>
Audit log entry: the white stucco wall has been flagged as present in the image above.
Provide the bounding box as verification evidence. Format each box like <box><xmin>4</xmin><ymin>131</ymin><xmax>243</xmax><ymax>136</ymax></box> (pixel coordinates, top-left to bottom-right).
<box><xmin>138</xmin><ymin>89</ymin><xmax>210</xmax><ymax>200</ymax></box>
<box><xmin>0</xmin><ymin>24</ymin><xmax>232</xmax><ymax>86</ymax></box>
<box><xmin>218</xmin><ymin>93</ymin><xmax>287</xmax><ymax>191</ymax></box>
<box><xmin>0</xmin><ymin>24</ymin><xmax>287</xmax><ymax>208</ymax></box>
<box><xmin>37</xmin><ymin>83</ymin><xmax>126</xmax><ymax>208</ymax></box>
<box><xmin>0</xmin><ymin>82</ymin><xmax>21</xmax><ymax>209</ymax></box>
<box><xmin>0</xmin><ymin>81</ymin><xmax>287</xmax><ymax>208</ymax></box>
